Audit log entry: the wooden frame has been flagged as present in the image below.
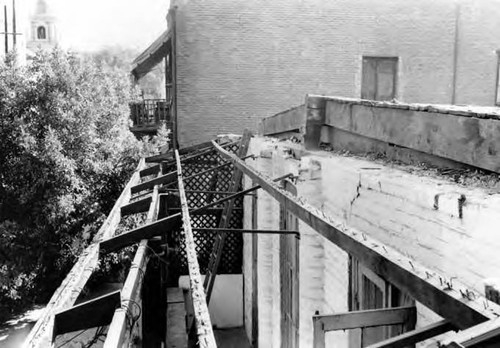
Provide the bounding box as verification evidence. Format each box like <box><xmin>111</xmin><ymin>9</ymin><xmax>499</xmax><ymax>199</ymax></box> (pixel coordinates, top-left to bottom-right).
<box><xmin>366</xmin><ymin>320</ymin><xmax>455</xmax><ymax>348</ymax></box>
<box><xmin>313</xmin><ymin>306</ymin><xmax>416</xmax><ymax>348</ymax></box>
<box><xmin>104</xmin><ymin>180</ymin><xmax>161</xmax><ymax>347</ymax></box>
<box><xmin>23</xmin><ymin>160</ymin><xmax>146</xmax><ymax>348</ymax></box>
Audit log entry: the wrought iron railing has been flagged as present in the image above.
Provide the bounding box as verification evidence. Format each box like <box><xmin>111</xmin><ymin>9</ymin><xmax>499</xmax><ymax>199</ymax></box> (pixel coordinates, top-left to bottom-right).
<box><xmin>129</xmin><ymin>99</ymin><xmax>171</xmax><ymax>129</ymax></box>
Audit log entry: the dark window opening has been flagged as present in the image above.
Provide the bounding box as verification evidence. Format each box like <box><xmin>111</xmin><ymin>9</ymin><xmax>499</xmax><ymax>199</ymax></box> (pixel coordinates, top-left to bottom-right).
<box><xmin>361</xmin><ymin>56</ymin><xmax>398</xmax><ymax>101</ymax></box>
<box><xmin>37</xmin><ymin>26</ymin><xmax>46</xmax><ymax>40</ymax></box>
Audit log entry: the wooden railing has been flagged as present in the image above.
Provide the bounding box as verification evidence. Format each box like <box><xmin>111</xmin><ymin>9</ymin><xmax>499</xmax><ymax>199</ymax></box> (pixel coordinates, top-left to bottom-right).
<box><xmin>129</xmin><ymin>98</ymin><xmax>171</xmax><ymax>130</ymax></box>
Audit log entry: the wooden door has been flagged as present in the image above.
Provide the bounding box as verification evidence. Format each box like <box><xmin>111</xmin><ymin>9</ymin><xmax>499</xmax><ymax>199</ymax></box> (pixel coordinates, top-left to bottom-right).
<box><xmin>349</xmin><ymin>258</ymin><xmax>415</xmax><ymax>348</ymax></box>
<box><xmin>280</xmin><ymin>180</ymin><xmax>299</xmax><ymax>348</ymax></box>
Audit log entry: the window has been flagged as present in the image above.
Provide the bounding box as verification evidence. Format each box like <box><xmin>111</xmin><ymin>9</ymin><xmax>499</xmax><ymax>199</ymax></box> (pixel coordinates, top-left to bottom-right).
<box><xmin>361</xmin><ymin>57</ymin><xmax>398</xmax><ymax>101</ymax></box>
<box><xmin>37</xmin><ymin>26</ymin><xmax>46</xmax><ymax>40</ymax></box>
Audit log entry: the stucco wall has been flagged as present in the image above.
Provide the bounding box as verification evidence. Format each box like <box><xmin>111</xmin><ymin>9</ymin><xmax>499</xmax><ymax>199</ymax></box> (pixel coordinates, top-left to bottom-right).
<box><xmin>171</xmin><ymin>0</ymin><xmax>500</xmax><ymax>146</ymax></box>
<box><xmin>243</xmin><ymin>136</ymin><xmax>500</xmax><ymax>347</ymax></box>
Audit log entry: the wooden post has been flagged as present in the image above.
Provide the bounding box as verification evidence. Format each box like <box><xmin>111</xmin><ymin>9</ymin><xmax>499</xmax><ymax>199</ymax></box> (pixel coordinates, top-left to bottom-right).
<box><xmin>313</xmin><ymin>315</ymin><xmax>326</xmax><ymax>348</ymax></box>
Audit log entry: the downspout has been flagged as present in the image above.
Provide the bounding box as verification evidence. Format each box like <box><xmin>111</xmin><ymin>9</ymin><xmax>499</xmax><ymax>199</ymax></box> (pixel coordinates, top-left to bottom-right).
<box><xmin>451</xmin><ymin>2</ymin><xmax>460</xmax><ymax>105</ymax></box>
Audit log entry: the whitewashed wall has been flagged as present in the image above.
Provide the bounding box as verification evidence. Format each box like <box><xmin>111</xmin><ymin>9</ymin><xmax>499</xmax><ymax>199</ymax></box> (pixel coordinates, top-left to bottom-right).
<box><xmin>242</xmin><ymin>136</ymin><xmax>500</xmax><ymax>347</ymax></box>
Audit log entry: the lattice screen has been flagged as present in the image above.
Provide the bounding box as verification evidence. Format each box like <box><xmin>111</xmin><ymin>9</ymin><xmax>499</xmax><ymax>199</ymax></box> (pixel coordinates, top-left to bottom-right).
<box><xmin>167</xmin><ymin>142</ymin><xmax>243</xmax><ymax>275</ymax></box>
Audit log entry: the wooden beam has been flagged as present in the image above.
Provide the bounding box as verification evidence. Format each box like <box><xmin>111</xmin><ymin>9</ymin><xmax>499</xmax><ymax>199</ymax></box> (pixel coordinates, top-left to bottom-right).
<box><xmin>100</xmin><ymin>213</ymin><xmax>180</xmax><ymax>253</ymax></box>
<box><xmin>130</xmin><ymin>171</ymin><xmax>177</xmax><ymax>194</ymax></box>
<box><xmin>145</xmin><ymin>141</ymin><xmax>213</xmax><ymax>163</ymax></box>
<box><xmin>439</xmin><ymin>317</ymin><xmax>500</xmax><ymax>347</ymax></box>
<box><xmin>53</xmin><ymin>290</ymin><xmax>121</xmax><ymax>339</ymax></box>
<box><xmin>101</xmin><ymin>174</ymin><xmax>293</xmax><ymax>253</ymax></box>
<box><xmin>175</xmin><ymin>150</ymin><xmax>217</xmax><ymax>348</ymax></box>
<box><xmin>213</xmin><ymin>140</ymin><xmax>500</xmax><ymax>329</ymax></box>
<box><xmin>314</xmin><ymin>306</ymin><xmax>416</xmax><ymax>332</ymax></box>
<box><xmin>23</xmin><ymin>160</ymin><xmax>146</xmax><ymax>348</ymax></box>
<box><xmin>140</xmin><ymin>164</ymin><xmax>160</xmax><ymax>178</ymax></box>
<box><xmin>366</xmin><ymin>320</ymin><xmax>456</xmax><ymax>348</ymax></box>
<box><xmin>104</xmin><ymin>185</ymin><xmax>160</xmax><ymax>348</ymax></box>
<box><xmin>121</xmin><ymin>195</ymin><xmax>152</xmax><ymax>216</ymax></box>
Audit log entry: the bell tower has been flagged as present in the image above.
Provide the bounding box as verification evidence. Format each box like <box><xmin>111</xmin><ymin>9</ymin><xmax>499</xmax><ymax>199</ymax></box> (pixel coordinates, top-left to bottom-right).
<box><xmin>26</xmin><ymin>0</ymin><xmax>58</xmax><ymax>55</ymax></box>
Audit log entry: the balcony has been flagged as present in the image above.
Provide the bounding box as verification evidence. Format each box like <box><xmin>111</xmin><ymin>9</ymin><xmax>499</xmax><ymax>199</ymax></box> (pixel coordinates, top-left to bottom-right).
<box><xmin>129</xmin><ymin>99</ymin><xmax>172</xmax><ymax>135</ymax></box>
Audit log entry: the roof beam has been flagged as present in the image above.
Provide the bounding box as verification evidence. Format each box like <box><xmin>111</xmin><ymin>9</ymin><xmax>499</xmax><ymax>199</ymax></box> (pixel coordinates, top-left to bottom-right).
<box><xmin>121</xmin><ymin>195</ymin><xmax>152</xmax><ymax>216</ymax></box>
<box><xmin>53</xmin><ymin>290</ymin><xmax>121</xmax><ymax>339</ymax></box>
<box><xmin>131</xmin><ymin>171</ymin><xmax>177</xmax><ymax>194</ymax></box>
<box><xmin>438</xmin><ymin>317</ymin><xmax>500</xmax><ymax>347</ymax></box>
<box><xmin>175</xmin><ymin>150</ymin><xmax>217</xmax><ymax>348</ymax></box>
<box><xmin>104</xmin><ymin>185</ymin><xmax>160</xmax><ymax>348</ymax></box>
<box><xmin>213</xmin><ymin>139</ymin><xmax>500</xmax><ymax>329</ymax></box>
<box><xmin>101</xmin><ymin>174</ymin><xmax>293</xmax><ymax>253</ymax></box>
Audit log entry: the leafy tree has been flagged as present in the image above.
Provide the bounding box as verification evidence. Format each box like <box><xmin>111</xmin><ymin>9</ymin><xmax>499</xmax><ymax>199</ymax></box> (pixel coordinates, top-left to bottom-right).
<box><xmin>0</xmin><ymin>49</ymin><xmax>165</xmax><ymax>321</ymax></box>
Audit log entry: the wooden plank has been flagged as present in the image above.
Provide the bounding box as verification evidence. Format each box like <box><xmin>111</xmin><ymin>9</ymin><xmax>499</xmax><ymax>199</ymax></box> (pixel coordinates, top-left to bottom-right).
<box><xmin>24</xmin><ymin>159</ymin><xmax>146</xmax><ymax>348</ymax></box>
<box><xmin>314</xmin><ymin>307</ymin><xmax>415</xmax><ymax>332</ymax></box>
<box><xmin>131</xmin><ymin>171</ymin><xmax>177</xmax><ymax>194</ymax></box>
<box><xmin>213</xmin><ymin>140</ymin><xmax>500</xmax><ymax>329</ymax></box>
<box><xmin>104</xmin><ymin>185</ymin><xmax>160</xmax><ymax>348</ymax></box>
<box><xmin>166</xmin><ymin>303</ymin><xmax>188</xmax><ymax>348</ymax></box>
<box><xmin>140</xmin><ymin>164</ymin><xmax>161</xmax><ymax>178</ymax></box>
<box><xmin>313</xmin><ymin>314</ymin><xmax>326</xmax><ymax>348</ymax></box>
<box><xmin>121</xmin><ymin>195</ymin><xmax>152</xmax><ymax>216</ymax></box>
<box><xmin>167</xmin><ymin>287</ymin><xmax>184</xmax><ymax>304</ymax></box>
<box><xmin>145</xmin><ymin>141</ymin><xmax>213</xmax><ymax>163</ymax></box>
<box><xmin>175</xmin><ymin>150</ymin><xmax>217</xmax><ymax>348</ymax></box>
<box><xmin>439</xmin><ymin>317</ymin><xmax>500</xmax><ymax>347</ymax></box>
<box><xmin>366</xmin><ymin>320</ymin><xmax>455</xmax><ymax>348</ymax></box>
<box><xmin>53</xmin><ymin>290</ymin><xmax>121</xmax><ymax>338</ymax></box>
<box><xmin>103</xmin><ymin>240</ymin><xmax>149</xmax><ymax>348</ymax></box>
<box><xmin>100</xmin><ymin>213</ymin><xmax>181</xmax><ymax>253</ymax></box>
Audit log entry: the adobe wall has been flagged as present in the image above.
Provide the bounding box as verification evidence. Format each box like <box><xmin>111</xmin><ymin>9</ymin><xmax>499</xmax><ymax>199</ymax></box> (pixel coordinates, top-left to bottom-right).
<box><xmin>242</xmin><ymin>136</ymin><xmax>500</xmax><ymax>347</ymax></box>
<box><xmin>304</xmin><ymin>95</ymin><xmax>500</xmax><ymax>174</ymax></box>
<box><xmin>172</xmin><ymin>0</ymin><xmax>468</xmax><ymax>146</ymax></box>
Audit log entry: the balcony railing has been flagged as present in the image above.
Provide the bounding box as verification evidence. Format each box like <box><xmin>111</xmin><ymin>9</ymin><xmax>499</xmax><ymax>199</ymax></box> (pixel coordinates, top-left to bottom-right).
<box><xmin>129</xmin><ymin>99</ymin><xmax>172</xmax><ymax>133</ymax></box>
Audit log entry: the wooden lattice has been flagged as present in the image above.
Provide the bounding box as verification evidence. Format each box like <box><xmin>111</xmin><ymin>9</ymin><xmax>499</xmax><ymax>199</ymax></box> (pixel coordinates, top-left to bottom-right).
<box><xmin>167</xmin><ymin>142</ymin><xmax>243</xmax><ymax>275</ymax></box>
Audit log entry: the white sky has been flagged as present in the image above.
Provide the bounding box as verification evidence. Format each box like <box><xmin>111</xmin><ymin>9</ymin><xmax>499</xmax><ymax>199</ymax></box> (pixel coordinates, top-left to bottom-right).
<box><xmin>53</xmin><ymin>0</ymin><xmax>170</xmax><ymax>52</ymax></box>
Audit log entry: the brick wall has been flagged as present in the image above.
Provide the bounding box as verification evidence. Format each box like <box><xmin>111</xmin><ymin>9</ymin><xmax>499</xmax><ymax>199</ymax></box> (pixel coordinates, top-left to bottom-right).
<box><xmin>171</xmin><ymin>0</ymin><xmax>498</xmax><ymax>146</ymax></box>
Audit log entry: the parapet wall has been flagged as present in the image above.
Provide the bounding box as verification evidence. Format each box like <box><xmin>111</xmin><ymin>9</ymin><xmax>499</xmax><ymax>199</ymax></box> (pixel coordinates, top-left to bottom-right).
<box><xmin>263</xmin><ymin>95</ymin><xmax>500</xmax><ymax>173</ymax></box>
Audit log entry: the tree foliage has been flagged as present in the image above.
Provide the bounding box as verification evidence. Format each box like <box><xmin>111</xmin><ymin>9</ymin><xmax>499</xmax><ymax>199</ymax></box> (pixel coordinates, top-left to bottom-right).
<box><xmin>0</xmin><ymin>49</ymin><xmax>165</xmax><ymax>320</ymax></box>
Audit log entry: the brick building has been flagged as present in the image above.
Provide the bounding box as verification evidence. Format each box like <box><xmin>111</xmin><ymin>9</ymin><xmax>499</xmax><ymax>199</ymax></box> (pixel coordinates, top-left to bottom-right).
<box><xmin>133</xmin><ymin>0</ymin><xmax>500</xmax><ymax>147</ymax></box>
